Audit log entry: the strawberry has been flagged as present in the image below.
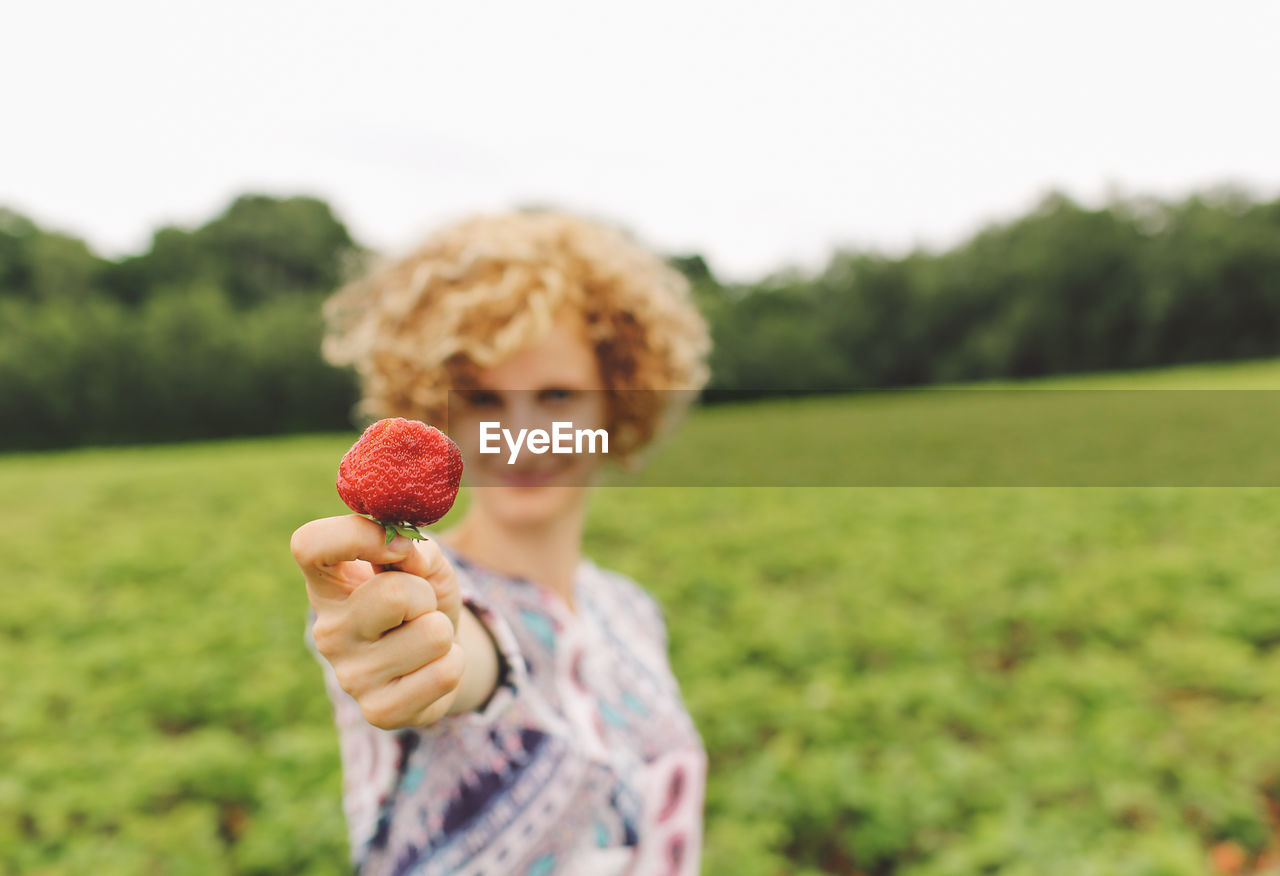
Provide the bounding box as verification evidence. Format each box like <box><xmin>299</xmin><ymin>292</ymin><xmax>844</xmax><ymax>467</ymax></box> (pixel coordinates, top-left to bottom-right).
<box><xmin>336</xmin><ymin>418</ymin><xmax>464</xmax><ymax>543</ymax></box>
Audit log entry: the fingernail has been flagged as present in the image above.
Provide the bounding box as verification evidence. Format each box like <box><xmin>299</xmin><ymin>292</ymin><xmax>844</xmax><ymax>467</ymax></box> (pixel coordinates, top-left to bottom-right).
<box><xmin>388</xmin><ymin>535</ymin><xmax>412</xmax><ymax>554</ymax></box>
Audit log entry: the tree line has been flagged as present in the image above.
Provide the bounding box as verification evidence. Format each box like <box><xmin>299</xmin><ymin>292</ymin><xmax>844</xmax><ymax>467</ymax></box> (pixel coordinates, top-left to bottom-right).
<box><xmin>2</xmin><ymin>188</ymin><xmax>1279</xmax><ymax>449</ymax></box>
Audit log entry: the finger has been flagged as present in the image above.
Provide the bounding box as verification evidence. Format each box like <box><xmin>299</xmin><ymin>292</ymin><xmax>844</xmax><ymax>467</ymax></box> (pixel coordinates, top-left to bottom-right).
<box><xmin>384</xmin><ymin>539</ymin><xmax>463</xmax><ymax>632</ymax></box>
<box><xmin>397</xmin><ymin>643</ymin><xmax>466</xmax><ymax>724</ymax></box>
<box><xmin>361</xmin><ymin>644</ymin><xmax>466</xmax><ymax>729</ymax></box>
<box><xmin>370</xmin><ymin>611</ymin><xmax>456</xmax><ymax>682</ymax></box>
<box><xmin>291</xmin><ymin>515</ymin><xmax>418</xmax><ymax>603</ymax></box>
<box><xmin>347</xmin><ymin>571</ymin><xmax>438</xmax><ymax>642</ymax></box>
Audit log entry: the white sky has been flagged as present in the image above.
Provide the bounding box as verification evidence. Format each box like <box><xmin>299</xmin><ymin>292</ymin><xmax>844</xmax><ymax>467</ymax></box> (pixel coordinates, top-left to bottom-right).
<box><xmin>5</xmin><ymin>0</ymin><xmax>1279</xmax><ymax>281</ymax></box>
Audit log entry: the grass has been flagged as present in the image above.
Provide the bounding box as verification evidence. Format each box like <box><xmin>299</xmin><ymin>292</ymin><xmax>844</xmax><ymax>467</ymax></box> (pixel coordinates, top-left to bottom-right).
<box><xmin>5</xmin><ymin>357</ymin><xmax>1280</xmax><ymax>874</ymax></box>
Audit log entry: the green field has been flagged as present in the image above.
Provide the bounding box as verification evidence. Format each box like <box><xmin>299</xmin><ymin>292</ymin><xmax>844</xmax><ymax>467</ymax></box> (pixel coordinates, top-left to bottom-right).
<box><xmin>6</xmin><ymin>359</ymin><xmax>1280</xmax><ymax>875</ymax></box>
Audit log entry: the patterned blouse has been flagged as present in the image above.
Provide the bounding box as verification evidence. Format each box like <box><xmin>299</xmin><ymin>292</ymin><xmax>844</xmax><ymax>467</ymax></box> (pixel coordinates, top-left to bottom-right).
<box><xmin>305</xmin><ymin>544</ymin><xmax>707</xmax><ymax>876</ymax></box>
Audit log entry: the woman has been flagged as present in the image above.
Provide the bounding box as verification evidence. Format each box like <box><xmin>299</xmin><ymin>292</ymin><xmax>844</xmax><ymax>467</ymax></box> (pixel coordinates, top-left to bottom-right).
<box><xmin>289</xmin><ymin>210</ymin><xmax>711</xmax><ymax>875</ymax></box>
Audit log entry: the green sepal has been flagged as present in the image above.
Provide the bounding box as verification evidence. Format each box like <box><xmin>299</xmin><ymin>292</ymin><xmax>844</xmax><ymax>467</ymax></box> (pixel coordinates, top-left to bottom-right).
<box><xmin>356</xmin><ymin>513</ymin><xmax>428</xmax><ymax>544</ymax></box>
<box><xmin>391</xmin><ymin>522</ymin><xmax>428</xmax><ymax>541</ymax></box>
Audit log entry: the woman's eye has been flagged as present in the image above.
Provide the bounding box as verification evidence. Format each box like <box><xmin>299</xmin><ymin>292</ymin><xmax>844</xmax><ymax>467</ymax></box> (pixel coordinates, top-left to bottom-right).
<box><xmin>538</xmin><ymin>388</ymin><xmax>577</xmax><ymax>404</ymax></box>
<box><xmin>461</xmin><ymin>390</ymin><xmax>503</xmax><ymax>409</ymax></box>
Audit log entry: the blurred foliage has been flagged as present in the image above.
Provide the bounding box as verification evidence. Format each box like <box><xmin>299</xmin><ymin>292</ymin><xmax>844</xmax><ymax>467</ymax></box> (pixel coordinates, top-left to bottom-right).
<box><xmin>699</xmin><ymin>186</ymin><xmax>1280</xmax><ymax>399</ymax></box>
<box><xmin>95</xmin><ymin>194</ymin><xmax>363</xmax><ymax>309</ymax></box>
<box><xmin>0</xmin><ymin>195</ymin><xmax>362</xmax><ymax>448</ymax></box>
<box><xmin>4</xmin><ymin>186</ymin><xmax>1280</xmax><ymax>448</ymax></box>
<box><xmin>0</xmin><ymin>289</ymin><xmax>357</xmax><ymax>446</ymax></box>
<box><xmin>5</xmin><ymin>363</ymin><xmax>1280</xmax><ymax>873</ymax></box>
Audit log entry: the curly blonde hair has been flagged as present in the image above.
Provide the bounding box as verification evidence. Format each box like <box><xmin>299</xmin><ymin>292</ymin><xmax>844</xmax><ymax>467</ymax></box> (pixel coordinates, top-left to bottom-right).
<box><xmin>322</xmin><ymin>209</ymin><xmax>710</xmax><ymax>456</ymax></box>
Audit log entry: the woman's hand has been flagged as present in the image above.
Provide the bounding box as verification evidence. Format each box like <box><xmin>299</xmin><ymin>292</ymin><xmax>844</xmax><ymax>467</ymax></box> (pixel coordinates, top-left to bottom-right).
<box><xmin>290</xmin><ymin>515</ymin><xmax>491</xmax><ymax>729</ymax></box>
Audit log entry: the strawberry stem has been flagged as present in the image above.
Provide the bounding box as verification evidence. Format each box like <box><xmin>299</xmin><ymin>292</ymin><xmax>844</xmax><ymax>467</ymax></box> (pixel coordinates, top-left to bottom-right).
<box><xmin>357</xmin><ymin>514</ymin><xmax>429</xmax><ymax>545</ymax></box>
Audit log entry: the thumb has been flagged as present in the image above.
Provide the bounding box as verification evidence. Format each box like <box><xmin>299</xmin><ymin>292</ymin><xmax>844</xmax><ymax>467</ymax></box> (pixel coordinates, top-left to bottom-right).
<box><xmin>381</xmin><ymin>537</ymin><xmax>462</xmax><ymax>634</ymax></box>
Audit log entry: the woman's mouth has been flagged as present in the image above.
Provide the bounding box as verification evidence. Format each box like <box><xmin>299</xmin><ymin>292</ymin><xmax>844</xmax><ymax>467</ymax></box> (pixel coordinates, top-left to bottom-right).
<box><xmin>482</xmin><ymin>456</ymin><xmax>580</xmax><ymax>488</ymax></box>
<box><xmin>496</xmin><ymin>467</ymin><xmax>561</xmax><ymax>488</ymax></box>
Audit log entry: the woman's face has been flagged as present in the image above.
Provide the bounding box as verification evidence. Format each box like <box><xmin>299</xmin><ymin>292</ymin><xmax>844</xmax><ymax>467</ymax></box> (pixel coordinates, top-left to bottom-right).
<box><xmin>448</xmin><ymin>310</ymin><xmax>607</xmax><ymax>529</ymax></box>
